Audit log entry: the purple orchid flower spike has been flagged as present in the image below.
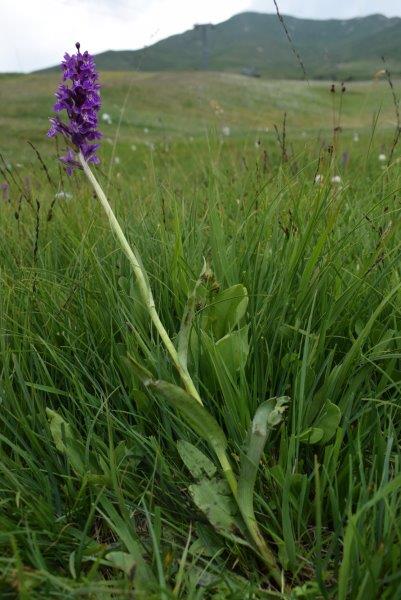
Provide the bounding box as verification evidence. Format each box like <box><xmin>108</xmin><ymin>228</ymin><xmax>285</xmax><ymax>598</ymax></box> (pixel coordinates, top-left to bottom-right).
<box><xmin>47</xmin><ymin>42</ymin><xmax>102</xmax><ymax>174</ymax></box>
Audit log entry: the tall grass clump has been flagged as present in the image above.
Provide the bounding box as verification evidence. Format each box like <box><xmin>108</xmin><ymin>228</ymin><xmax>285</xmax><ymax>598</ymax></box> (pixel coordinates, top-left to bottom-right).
<box><xmin>1</xmin><ymin>47</ymin><xmax>401</xmax><ymax>599</ymax></box>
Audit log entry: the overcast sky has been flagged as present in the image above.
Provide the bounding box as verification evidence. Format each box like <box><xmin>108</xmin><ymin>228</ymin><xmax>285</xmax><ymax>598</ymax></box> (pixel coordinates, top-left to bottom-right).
<box><xmin>2</xmin><ymin>0</ymin><xmax>401</xmax><ymax>72</ymax></box>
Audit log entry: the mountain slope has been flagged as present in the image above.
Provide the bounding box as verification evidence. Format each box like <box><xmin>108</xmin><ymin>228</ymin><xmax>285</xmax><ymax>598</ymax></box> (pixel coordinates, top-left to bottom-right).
<box><xmin>44</xmin><ymin>12</ymin><xmax>401</xmax><ymax>80</ymax></box>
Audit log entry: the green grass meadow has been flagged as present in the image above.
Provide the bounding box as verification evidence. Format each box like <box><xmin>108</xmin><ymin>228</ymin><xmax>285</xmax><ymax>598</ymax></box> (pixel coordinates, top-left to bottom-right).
<box><xmin>1</xmin><ymin>71</ymin><xmax>401</xmax><ymax>598</ymax></box>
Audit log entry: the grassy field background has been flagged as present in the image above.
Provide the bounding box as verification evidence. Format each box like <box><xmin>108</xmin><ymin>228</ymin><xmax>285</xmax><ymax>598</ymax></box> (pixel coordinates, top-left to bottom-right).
<box><xmin>1</xmin><ymin>71</ymin><xmax>401</xmax><ymax>598</ymax></box>
<box><xmin>1</xmin><ymin>71</ymin><xmax>400</xmax><ymax>158</ymax></box>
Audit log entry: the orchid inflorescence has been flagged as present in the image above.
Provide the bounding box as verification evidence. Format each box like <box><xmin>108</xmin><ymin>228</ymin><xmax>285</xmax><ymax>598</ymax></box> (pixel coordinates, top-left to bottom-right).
<box><xmin>48</xmin><ymin>43</ymin><xmax>101</xmax><ymax>174</ymax></box>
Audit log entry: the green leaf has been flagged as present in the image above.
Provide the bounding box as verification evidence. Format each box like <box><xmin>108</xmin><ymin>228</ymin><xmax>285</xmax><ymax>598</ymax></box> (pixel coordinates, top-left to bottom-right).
<box><xmin>25</xmin><ymin>382</ymin><xmax>70</xmax><ymax>397</ymax></box>
<box><xmin>178</xmin><ymin>259</ymin><xmax>210</xmax><ymax>369</ymax></box>
<box><xmin>46</xmin><ymin>408</ymin><xmax>73</xmax><ymax>453</ymax></box>
<box><xmin>314</xmin><ymin>400</ymin><xmax>341</xmax><ymax>444</ymax></box>
<box><xmin>292</xmin><ymin>581</ymin><xmax>321</xmax><ymax>598</ymax></box>
<box><xmin>105</xmin><ymin>551</ymin><xmax>136</xmax><ymax>576</ymax></box>
<box><xmin>207</xmin><ymin>284</ymin><xmax>248</xmax><ymax>339</ymax></box>
<box><xmin>177</xmin><ymin>440</ymin><xmax>217</xmax><ymax>479</ymax></box>
<box><xmin>69</xmin><ymin>551</ymin><xmax>77</xmax><ymax>580</ymax></box>
<box><xmin>238</xmin><ymin>397</ymin><xmax>289</xmax><ymax>527</ymax></box>
<box><xmin>298</xmin><ymin>427</ymin><xmax>324</xmax><ymax>444</ymax></box>
<box><xmin>118</xmin><ymin>275</ymin><xmax>130</xmax><ymax>293</ymax></box>
<box><xmin>46</xmin><ymin>408</ymin><xmax>85</xmax><ymax>475</ymax></box>
<box><xmin>132</xmin><ymin>388</ymin><xmax>151</xmax><ymax>413</ymax></box>
<box><xmin>145</xmin><ymin>379</ymin><xmax>228</xmax><ymax>457</ymax></box>
<box><xmin>189</xmin><ymin>477</ymin><xmax>240</xmax><ymax>538</ymax></box>
<box><xmin>126</xmin><ymin>353</ymin><xmax>154</xmax><ymax>382</ymax></box>
<box><xmin>299</xmin><ymin>400</ymin><xmax>341</xmax><ymax>445</ymax></box>
<box><xmin>196</xmin><ymin>327</ymin><xmax>249</xmax><ymax>393</ymax></box>
<box><xmin>215</xmin><ymin>326</ymin><xmax>249</xmax><ymax>374</ymax></box>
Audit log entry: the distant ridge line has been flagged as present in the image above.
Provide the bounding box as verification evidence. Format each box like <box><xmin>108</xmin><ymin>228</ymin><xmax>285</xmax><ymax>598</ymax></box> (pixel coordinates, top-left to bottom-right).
<box><xmin>36</xmin><ymin>12</ymin><xmax>401</xmax><ymax>80</ymax></box>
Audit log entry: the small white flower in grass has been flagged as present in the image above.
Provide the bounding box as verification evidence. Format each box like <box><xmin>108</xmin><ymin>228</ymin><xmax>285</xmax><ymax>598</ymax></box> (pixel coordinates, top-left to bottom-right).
<box><xmin>55</xmin><ymin>191</ymin><xmax>72</xmax><ymax>200</ymax></box>
<box><xmin>331</xmin><ymin>175</ymin><xmax>342</xmax><ymax>184</ymax></box>
<box><xmin>102</xmin><ymin>113</ymin><xmax>112</xmax><ymax>125</ymax></box>
<box><xmin>379</xmin><ymin>153</ymin><xmax>386</xmax><ymax>162</ymax></box>
<box><xmin>114</xmin><ymin>157</ymin><xmax>120</xmax><ymax>165</ymax></box>
<box><xmin>353</xmin><ymin>132</ymin><xmax>359</xmax><ymax>142</ymax></box>
<box><xmin>222</xmin><ymin>126</ymin><xmax>230</xmax><ymax>136</ymax></box>
<box><xmin>315</xmin><ymin>174</ymin><xmax>323</xmax><ymax>183</ymax></box>
<box><xmin>131</xmin><ymin>144</ymin><xmax>137</xmax><ymax>151</ymax></box>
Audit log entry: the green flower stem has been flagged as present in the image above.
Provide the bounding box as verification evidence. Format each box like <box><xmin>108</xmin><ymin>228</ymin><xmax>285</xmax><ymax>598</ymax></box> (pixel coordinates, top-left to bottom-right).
<box><xmin>79</xmin><ymin>153</ymin><xmax>202</xmax><ymax>406</ymax></box>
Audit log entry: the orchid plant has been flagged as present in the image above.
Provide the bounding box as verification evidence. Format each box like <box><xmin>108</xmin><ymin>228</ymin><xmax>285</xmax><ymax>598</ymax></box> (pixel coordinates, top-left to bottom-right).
<box><xmin>48</xmin><ymin>43</ymin><xmax>288</xmax><ymax>589</ymax></box>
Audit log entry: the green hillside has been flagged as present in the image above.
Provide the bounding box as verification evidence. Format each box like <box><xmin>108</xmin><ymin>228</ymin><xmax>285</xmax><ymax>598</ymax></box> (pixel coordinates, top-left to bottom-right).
<box><xmin>47</xmin><ymin>12</ymin><xmax>401</xmax><ymax>80</ymax></box>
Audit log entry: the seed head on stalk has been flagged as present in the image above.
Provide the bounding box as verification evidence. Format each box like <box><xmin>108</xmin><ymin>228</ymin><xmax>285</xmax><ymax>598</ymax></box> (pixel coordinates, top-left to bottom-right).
<box><xmin>47</xmin><ymin>42</ymin><xmax>102</xmax><ymax>174</ymax></box>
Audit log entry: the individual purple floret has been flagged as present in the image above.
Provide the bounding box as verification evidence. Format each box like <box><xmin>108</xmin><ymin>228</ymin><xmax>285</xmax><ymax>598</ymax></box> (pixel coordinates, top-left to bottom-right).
<box><xmin>48</xmin><ymin>43</ymin><xmax>101</xmax><ymax>175</ymax></box>
<box><xmin>1</xmin><ymin>182</ymin><xmax>9</xmax><ymax>201</ymax></box>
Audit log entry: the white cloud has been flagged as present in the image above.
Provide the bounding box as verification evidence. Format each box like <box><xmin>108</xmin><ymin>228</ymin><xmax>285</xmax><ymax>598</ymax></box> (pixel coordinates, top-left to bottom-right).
<box><xmin>249</xmin><ymin>0</ymin><xmax>401</xmax><ymax>19</ymax></box>
<box><xmin>0</xmin><ymin>0</ymin><xmax>249</xmax><ymax>71</ymax></box>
